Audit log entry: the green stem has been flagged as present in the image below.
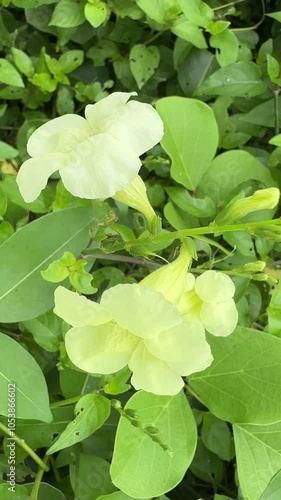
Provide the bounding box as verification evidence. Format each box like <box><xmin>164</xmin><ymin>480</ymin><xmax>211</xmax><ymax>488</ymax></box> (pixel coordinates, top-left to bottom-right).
<box><xmin>213</xmin><ymin>0</ymin><xmax>245</xmax><ymax>10</ymax></box>
<box><xmin>49</xmin><ymin>396</ymin><xmax>81</xmax><ymax>409</ymax></box>
<box><xmin>125</xmin><ymin>218</ymin><xmax>281</xmax><ymax>248</ymax></box>
<box><xmin>81</xmin><ymin>251</ymin><xmax>161</xmax><ymax>269</ymax></box>
<box><xmin>29</xmin><ymin>455</ymin><xmax>49</xmax><ymax>500</ymax></box>
<box><xmin>144</xmin><ymin>30</ymin><xmax>165</xmax><ymax>45</ymax></box>
<box><xmin>231</xmin><ymin>0</ymin><xmax>265</xmax><ymax>31</ymax></box>
<box><xmin>0</xmin><ymin>422</ymin><xmax>49</xmax><ymax>472</ymax></box>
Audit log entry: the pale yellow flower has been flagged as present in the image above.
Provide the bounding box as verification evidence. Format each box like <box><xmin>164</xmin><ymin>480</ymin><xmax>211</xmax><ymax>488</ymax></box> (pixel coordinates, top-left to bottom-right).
<box><xmin>54</xmin><ymin>283</ymin><xmax>213</xmax><ymax>396</ymax></box>
<box><xmin>16</xmin><ymin>92</ymin><xmax>164</xmax><ymax>202</ymax></box>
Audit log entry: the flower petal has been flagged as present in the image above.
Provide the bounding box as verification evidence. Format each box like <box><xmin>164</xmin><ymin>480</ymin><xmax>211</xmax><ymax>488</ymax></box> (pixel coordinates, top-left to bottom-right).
<box><xmin>128</xmin><ymin>342</ymin><xmax>184</xmax><ymax>396</ymax></box>
<box><xmin>27</xmin><ymin>115</ymin><xmax>90</xmax><ymax>157</ymax></box>
<box><xmin>200</xmin><ymin>299</ymin><xmax>238</xmax><ymax>336</ymax></box>
<box><xmin>16</xmin><ymin>153</ymin><xmax>66</xmax><ymax>203</ymax></box>
<box><xmin>195</xmin><ymin>270</ymin><xmax>235</xmax><ymax>303</ymax></box>
<box><xmin>65</xmin><ymin>323</ymin><xmax>138</xmax><ymax>374</ymax></box>
<box><xmin>54</xmin><ymin>286</ymin><xmax>111</xmax><ymax>327</ymax></box>
<box><xmin>100</xmin><ymin>283</ymin><xmax>182</xmax><ymax>339</ymax></box>
<box><xmin>60</xmin><ymin>134</ymin><xmax>141</xmax><ymax>199</ymax></box>
<box><xmin>85</xmin><ymin>92</ymin><xmax>137</xmax><ymax>133</ymax></box>
<box><xmin>145</xmin><ymin>321</ymin><xmax>213</xmax><ymax>376</ymax></box>
<box><xmin>104</xmin><ymin>100</ymin><xmax>164</xmax><ymax>156</ymax></box>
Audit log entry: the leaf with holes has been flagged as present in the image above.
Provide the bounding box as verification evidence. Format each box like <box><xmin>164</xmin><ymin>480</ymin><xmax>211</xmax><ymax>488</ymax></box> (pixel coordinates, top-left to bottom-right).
<box><xmin>129</xmin><ymin>44</ymin><xmax>160</xmax><ymax>89</ymax></box>
<box><xmin>47</xmin><ymin>394</ymin><xmax>111</xmax><ymax>454</ymax></box>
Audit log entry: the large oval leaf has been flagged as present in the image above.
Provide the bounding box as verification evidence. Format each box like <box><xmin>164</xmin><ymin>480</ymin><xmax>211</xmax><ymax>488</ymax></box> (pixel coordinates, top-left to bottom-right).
<box><xmin>156</xmin><ymin>97</ymin><xmax>219</xmax><ymax>190</ymax></box>
<box><xmin>190</xmin><ymin>327</ymin><xmax>281</xmax><ymax>424</ymax></box>
<box><xmin>0</xmin><ymin>207</ymin><xmax>97</xmax><ymax>322</ymax></box>
<box><xmin>110</xmin><ymin>391</ymin><xmax>197</xmax><ymax>498</ymax></box>
<box><xmin>0</xmin><ymin>332</ymin><xmax>52</xmax><ymax>422</ymax></box>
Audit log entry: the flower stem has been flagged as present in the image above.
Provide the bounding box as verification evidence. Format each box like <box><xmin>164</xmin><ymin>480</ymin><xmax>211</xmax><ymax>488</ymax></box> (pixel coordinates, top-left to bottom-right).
<box><xmin>0</xmin><ymin>421</ymin><xmax>49</xmax><ymax>472</ymax></box>
<box><xmin>49</xmin><ymin>396</ymin><xmax>81</xmax><ymax>409</ymax></box>
<box><xmin>29</xmin><ymin>455</ymin><xmax>49</xmax><ymax>500</ymax></box>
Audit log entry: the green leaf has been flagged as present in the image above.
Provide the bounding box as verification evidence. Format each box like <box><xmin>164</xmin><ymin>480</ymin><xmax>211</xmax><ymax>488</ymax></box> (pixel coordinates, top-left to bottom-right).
<box><xmin>267</xmin><ymin>279</ymin><xmax>281</xmax><ymax>336</ymax></box>
<box><xmin>11</xmin><ymin>48</ymin><xmax>34</xmax><ymax>78</ymax></box>
<box><xmin>97</xmin><ymin>493</ymin><xmax>141</xmax><ymax>500</ymax></box>
<box><xmin>234</xmin><ymin>421</ymin><xmax>281</xmax><ymax>500</ymax></box>
<box><xmin>190</xmin><ymin>327</ymin><xmax>281</xmax><ymax>424</ymax></box>
<box><xmin>190</xmin><ymin>439</ymin><xmax>223</xmax><ymax>485</ymax></box>
<box><xmin>171</xmin><ymin>17</ymin><xmax>207</xmax><ymax>49</ymax></box>
<box><xmin>59</xmin><ymin>50</ymin><xmax>84</xmax><ymax>73</ymax></box>
<box><xmin>166</xmin><ymin>187</ymin><xmax>216</xmax><ymax>218</ymax></box>
<box><xmin>22</xmin><ymin>311</ymin><xmax>64</xmax><ymax>352</ymax></box>
<box><xmin>240</xmin><ymin>97</ymin><xmax>281</xmax><ymax>128</ymax></box>
<box><xmin>110</xmin><ymin>391</ymin><xmax>197</xmax><ymax>498</ymax></box>
<box><xmin>84</xmin><ymin>1</ymin><xmax>108</xmax><ymax>28</ymax></box>
<box><xmin>24</xmin><ymin>483</ymin><xmax>66</xmax><ymax>500</ymax></box>
<box><xmin>0</xmin><ymin>207</ymin><xmax>98</xmax><ymax>322</ymax></box>
<box><xmin>210</xmin><ymin>29</ymin><xmax>239</xmax><ymax>67</ymax></box>
<box><xmin>0</xmin><ymin>186</ymin><xmax>7</xmax><ymax>217</ymax></box>
<box><xmin>0</xmin><ymin>484</ymin><xmax>29</xmax><ymax>499</ymax></box>
<box><xmin>0</xmin><ymin>59</ymin><xmax>24</xmax><ymax>87</ymax></box>
<box><xmin>267</xmin><ymin>12</ymin><xmax>281</xmax><ymax>22</ymax></box>
<box><xmin>267</xmin><ymin>54</ymin><xmax>280</xmax><ymax>82</ymax></box>
<box><xmin>178</xmin><ymin>0</ymin><xmax>213</xmax><ymax>28</ymax></box>
<box><xmin>177</xmin><ymin>47</ymin><xmax>217</xmax><ymax>96</ymax></box>
<box><xmin>0</xmin><ymin>175</ymin><xmax>49</xmax><ymax>214</ymax></box>
<box><xmin>129</xmin><ymin>44</ymin><xmax>160</xmax><ymax>89</ymax></box>
<box><xmin>198</xmin><ymin>150</ymin><xmax>275</xmax><ymax>205</ymax></box>
<box><xmin>196</xmin><ymin>61</ymin><xmax>266</xmax><ymax>97</ymax></box>
<box><xmin>47</xmin><ymin>394</ymin><xmax>111</xmax><ymax>454</ymax></box>
<box><xmin>156</xmin><ymin>96</ymin><xmax>219</xmax><ymax>190</ymax></box>
<box><xmin>8</xmin><ymin>407</ymin><xmax>73</xmax><ymax>450</ymax></box>
<box><xmin>201</xmin><ymin>414</ymin><xmax>235</xmax><ymax>461</ymax></box>
<box><xmin>70</xmin><ymin>454</ymin><xmax>116</xmax><ymax>499</ymax></box>
<box><xmin>49</xmin><ymin>0</ymin><xmax>86</xmax><ymax>27</ymax></box>
<box><xmin>136</xmin><ymin>0</ymin><xmax>180</xmax><ymax>24</ymax></box>
<box><xmin>0</xmin><ymin>332</ymin><xmax>52</xmax><ymax>422</ymax></box>
<box><xmin>260</xmin><ymin>470</ymin><xmax>281</xmax><ymax>500</ymax></box>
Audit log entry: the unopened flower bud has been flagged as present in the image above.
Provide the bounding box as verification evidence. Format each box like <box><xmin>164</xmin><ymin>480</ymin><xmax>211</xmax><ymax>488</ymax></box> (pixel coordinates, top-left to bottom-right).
<box><xmin>145</xmin><ymin>426</ymin><xmax>159</xmax><ymax>434</ymax></box>
<box><xmin>242</xmin><ymin>261</ymin><xmax>266</xmax><ymax>272</ymax></box>
<box><xmin>213</xmin><ymin>188</ymin><xmax>280</xmax><ymax>227</ymax></box>
<box><xmin>111</xmin><ymin>399</ymin><xmax>122</xmax><ymax>409</ymax></box>
<box><xmin>113</xmin><ymin>175</ymin><xmax>160</xmax><ymax>234</ymax></box>
<box><xmin>140</xmin><ymin>238</ymin><xmax>196</xmax><ymax>303</ymax></box>
<box><xmin>125</xmin><ymin>409</ymin><xmax>139</xmax><ymax>419</ymax></box>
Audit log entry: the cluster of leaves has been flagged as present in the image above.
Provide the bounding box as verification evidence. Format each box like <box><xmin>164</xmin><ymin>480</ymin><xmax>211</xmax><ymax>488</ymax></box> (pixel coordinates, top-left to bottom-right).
<box><xmin>1</xmin><ymin>0</ymin><xmax>281</xmax><ymax>499</ymax></box>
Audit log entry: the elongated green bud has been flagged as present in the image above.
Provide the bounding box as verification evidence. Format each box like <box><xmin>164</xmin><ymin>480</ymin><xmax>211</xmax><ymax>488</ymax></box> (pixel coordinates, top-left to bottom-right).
<box><xmin>251</xmin><ymin>224</ymin><xmax>281</xmax><ymax>242</ymax></box>
<box><xmin>213</xmin><ymin>188</ymin><xmax>280</xmax><ymax>227</ymax></box>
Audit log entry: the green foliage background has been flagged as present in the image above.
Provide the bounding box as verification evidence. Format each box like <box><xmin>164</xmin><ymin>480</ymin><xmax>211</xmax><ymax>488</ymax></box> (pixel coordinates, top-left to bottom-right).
<box><xmin>1</xmin><ymin>0</ymin><xmax>281</xmax><ymax>499</ymax></box>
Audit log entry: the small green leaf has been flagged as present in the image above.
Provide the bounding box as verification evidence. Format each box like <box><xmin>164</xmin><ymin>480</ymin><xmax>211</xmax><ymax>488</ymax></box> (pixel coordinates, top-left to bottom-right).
<box><xmin>267</xmin><ymin>54</ymin><xmax>280</xmax><ymax>82</ymax></box>
<box><xmin>84</xmin><ymin>1</ymin><xmax>108</xmax><ymax>28</ymax></box>
<box><xmin>166</xmin><ymin>187</ymin><xmax>216</xmax><ymax>218</ymax></box>
<box><xmin>47</xmin><ymin>394</ymin><xmax>111</xmax><ymax>454</ymax></box>
<box><xmin>267</xmin><ymin>11</ymin><xmax>281</xmax><ymax>22</ymax></box>
<box><xmin>49</xmin><ymin>0</ymin><xmax>86</xmax><ymax>27</ymax></box>
<box><xmin>0</xmin><ymin>59</ymin><xmax>24</xmax><ymax>87</ymax></box>
<box><xmin>59</xmin><ymin>50</ymin><xmax>84</xmax><ymax>73</ymax></box>
<box><xmin>267</xmin><ymin>279</ymin><xmax>281</xmax><ymax>336</ymax></box>
<box><xmin>210</xmin><ymin>29</ymin><xmax>239</xmax><ymax>67</ymax></box>
<box><xmin>0</xmin><ymin>332</ymin><xmax>52</xmax><ymax>422</ymax></box>
<box><xmin>171</xmin><ymin>17</ymin><xmax>207</xmax><ymax>49</ymax></box>
<box><xmin>129</xmin><ymin>44</ymin><xmax>160</xmax><ymax>89</ymax></box>
<box><xmin>22</xmin><ymin>311</ymin><xmax>64</xmax><ymax>352</ymax></box>
<box><xmin>201</xmin><ymin>414</ymin><xmax>235</xmax><ymax>461</ymax></box>
<box><xmin>11</xmin><ymin>48</ymin><xmax>34</xmax><ymax>77</ymax></box>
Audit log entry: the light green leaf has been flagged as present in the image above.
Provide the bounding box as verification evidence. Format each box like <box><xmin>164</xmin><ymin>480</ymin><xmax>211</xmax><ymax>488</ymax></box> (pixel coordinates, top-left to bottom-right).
<box><xmin>267</xmin><ymin>12</ymin><xmax>281</xmax><ymax>22</ymax></box>
<box><xmin>0</xmin><ymin>221</ymin><xmax>13</xmax><ymax>245</ymax></box>
<box><xmin>11</xmin><ymin>48</ymin><xmax>34</xmax><ymax>77</ymax></box>
<box><xmin>156</xmin><ymin>96</ymin><xmax>219</xmax><ymax>190</ymax></box>
<box><xmin>59</xmin><ymin>50</ymin><xmax>84</xmax><ymax>73</ymax></box>
<box><xmin>84</xmin><ymin>1</ymin><xmax>108</xmax><ymax>28</ymax></box>
<box><xmin>49</xmin><ymin>0</ymin><xmax>86</xmax><ymax>27</ymax></box>
<box><xmin>234</xmin><ymin>421</ymin><xmax>281</xmax><ymax>500</ymax></box>
<box><xmin>267</xmin><ymin>54</ymin><xmax>280</xmax><ymax>82</ymax></box>
<box><xmin>210</xmin><ymin>29</ymin><xmax>239</xmax><ymax>67</ymax></box>
<box><xmin>0</xmin><ymin>59</ymin><xmax>24</xmax><ymax>87</ymax></box>
<box><xmin>0</xmin><ymin>186</ymin><xmax>7</xmax><ymax>217</ymax></box>
<box><xmin>22</xmin><ymin>311</ymin><xmax>64</xmax><ymax>352</ymax></box>
<box><xmin>136</xmin><ymin>0</ymin><xmax>180</xmax><ymax>24</ymax></box>
<box><xmin>97</xmin><ymin>493</ymin><xmax>141</xmax><ymax>500</ymax></box>
<box><xmin>0</xmin><ymin>332</ymin><xmax>52</xmax><ymax>422</ymax></box>
<box><xmin>198</xmin><ymin>150</ymin><xmax>275</xmax><ymax>205</ymax></box>
<box><xmin>110</xmin><ymin>391</ymin><xmax>197</xmax><ymax>498</ymax></box>
<box><xmin>47</xmin><ymin>394</ymin><xmax>111</xmax><ymax>454</ymax></box>
<box><xmin>178</xmin><ymin>0</ymin><xmax>213</xmax><ymax>28</ymax></box>
<box><xmin>0</xmin><ymin>207</ymin><xmax>98</xmax><ymax>322</ymax></box>
<box><xmin>267</xmin><ymin>279</ymin><xmax>281</xmax><ymax>336</ymax></box>
<box><xmin>196</xmin><ymin>61</ymin><xmax>266</xmax><ymax>97</ymax></box>
<box><xmin>260</xmin><ymin>470</ymin><xmax>281</xmax><ymax>500</ymax></box>
<box><xmin>129</xmin><ymin>44</ymin><xmax>160</xmax><ymax>89</ymax></box>
<box><xmin>190</xmin><ymin>327</ymin><xmax>281</xmax><ymax>424</ymax></box>
<box><xmin>171</xmin><ymin>17</ymin><xmax>207</xmax><ymax>48</ymax></box>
